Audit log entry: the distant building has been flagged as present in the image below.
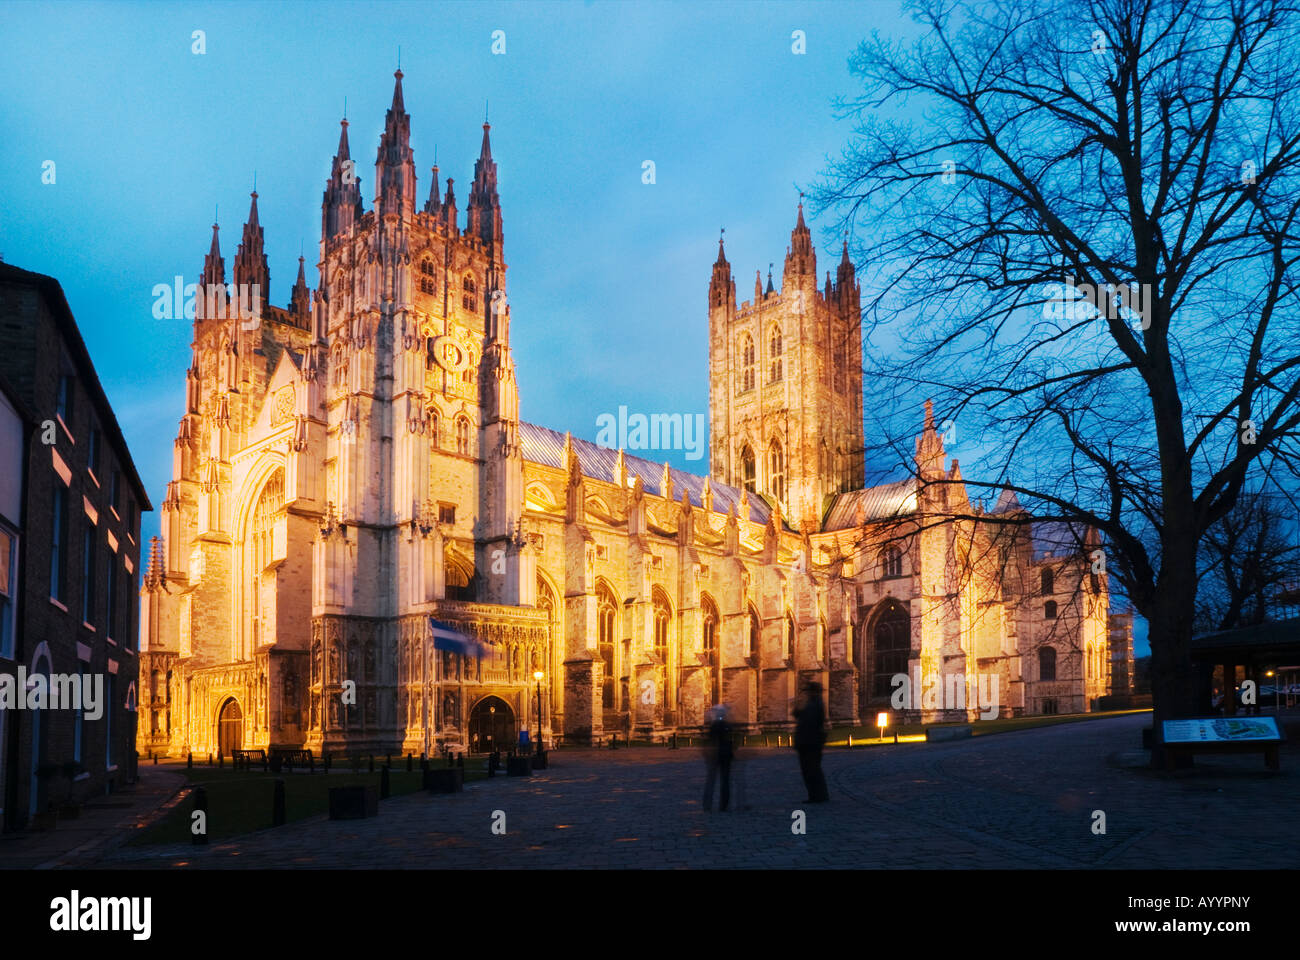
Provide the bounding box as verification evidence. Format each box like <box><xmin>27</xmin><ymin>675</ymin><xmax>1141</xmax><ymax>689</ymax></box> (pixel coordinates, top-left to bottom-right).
<box><xmin>0</xmin><ymin>263</ymin><xmax>151</xmax><ymax>830</ymax></box>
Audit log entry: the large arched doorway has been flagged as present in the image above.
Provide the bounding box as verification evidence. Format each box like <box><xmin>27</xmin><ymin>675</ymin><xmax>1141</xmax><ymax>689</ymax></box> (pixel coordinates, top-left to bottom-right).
<box><xmin>858</xmin><ymin>599</ymin><xmax>911</xmax><ymax>714</ymax></box>
<box><xmin>218</xmin><ymin>698</ymin><xmax>244</xmax><ymax>757</ymax></box>
<box><xmin>469</xmin><ymin>696</ymin><xmax>515</xmax><ymax>753</ymax></box>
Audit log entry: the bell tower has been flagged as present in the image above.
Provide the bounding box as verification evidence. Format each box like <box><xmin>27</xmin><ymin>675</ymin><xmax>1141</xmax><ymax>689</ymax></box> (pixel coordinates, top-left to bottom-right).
<box><xmin>707</xmin><ymin>202</ymin><xmax>863</xmax><ymax>529</ymax></box>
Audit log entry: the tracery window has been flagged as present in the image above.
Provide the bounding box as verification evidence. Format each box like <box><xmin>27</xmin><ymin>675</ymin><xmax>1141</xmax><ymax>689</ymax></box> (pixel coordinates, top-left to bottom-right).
<box><xmin>741</xmin><ymin>334</ymin><xmax>755</xmax><ymax>392</ymax></box>
<box><xmin>768</xmin><ymin>325</ymin><xmax>783</xmax><ymax>382</ymax></box>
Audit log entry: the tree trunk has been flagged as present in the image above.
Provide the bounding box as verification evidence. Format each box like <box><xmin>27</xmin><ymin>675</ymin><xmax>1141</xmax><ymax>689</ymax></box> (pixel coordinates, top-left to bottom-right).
<box><xmin>1147</xmin><ymin>540</ymin><xmax>1201</xmax><ymax>768</ymax></box>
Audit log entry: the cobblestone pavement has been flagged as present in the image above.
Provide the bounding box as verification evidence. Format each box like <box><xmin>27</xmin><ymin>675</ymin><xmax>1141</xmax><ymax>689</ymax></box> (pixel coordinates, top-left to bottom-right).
<box><xmin>88</xmin><ymin>714</ymin><xmax>1299</xmax><ymax>869</ymax></box>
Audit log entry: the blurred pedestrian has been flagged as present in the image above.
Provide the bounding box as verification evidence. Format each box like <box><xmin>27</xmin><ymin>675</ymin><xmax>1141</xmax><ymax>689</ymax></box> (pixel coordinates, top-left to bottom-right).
<box><xmin>793</xmin><ymin>682</ymin><xmax>829</xmax><ymax>802</ymax></box>
<box><xmin>702</xmin><ymin>705</ymin><xmax>735</xmax><ymax>811</ymax></box>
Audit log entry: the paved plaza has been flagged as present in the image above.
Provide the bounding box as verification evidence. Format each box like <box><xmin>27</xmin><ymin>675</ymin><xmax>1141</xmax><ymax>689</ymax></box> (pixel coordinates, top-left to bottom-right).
<box><xmin>24</xmin><ymin>713</ymin><xmax>1300</xmax><ymax>869</ymax></box>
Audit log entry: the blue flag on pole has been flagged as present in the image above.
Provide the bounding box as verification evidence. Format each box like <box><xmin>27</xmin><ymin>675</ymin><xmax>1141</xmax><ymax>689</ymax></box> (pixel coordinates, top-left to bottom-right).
<box><xmin>430</xmin><ymin>618</ymin><xmax>486</xmax><ymax>657</ymax></box>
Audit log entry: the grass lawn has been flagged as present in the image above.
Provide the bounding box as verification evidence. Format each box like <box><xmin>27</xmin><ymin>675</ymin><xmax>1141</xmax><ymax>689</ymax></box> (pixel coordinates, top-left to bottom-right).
<box><xmin>131</xmin><ymin>758</ymin><xmax>489</xmax><ymax>846</ymax></box>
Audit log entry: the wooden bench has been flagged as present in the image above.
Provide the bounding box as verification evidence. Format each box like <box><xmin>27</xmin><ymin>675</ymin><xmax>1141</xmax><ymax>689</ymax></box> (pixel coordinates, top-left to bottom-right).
<box><xmin>270</xmin><ymin>748</ymin><xmax>318</xmax><ymax>773</ymax></box>
<box><xmin>231</xmin><ymin>748</ymin><xmax>268</xmax><ymax>771</ymax></box>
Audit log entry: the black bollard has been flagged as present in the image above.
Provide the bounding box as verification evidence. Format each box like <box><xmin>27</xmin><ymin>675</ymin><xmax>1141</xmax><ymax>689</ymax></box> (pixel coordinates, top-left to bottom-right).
<box><xmin>192</xmin><ymin>786</ymin><xmax>208</xmax><ymax>845</ymax></box>
<box><xmin>272</xmin><ymin>779</ymin><xmax>286</xmax><ymax>827</ymax></box>
<box><xmin>386</xmin><ymin>753</ymin><xmax>391</xmax><ymax>768</ymax></box>
<box><xmin>187</xmin><ymin>751</ymin><xmax>193</xmax><ymax>770</ymax></box>
<box><xmin>380</xmin><ymin>765</ymin><xmax>391</xmax><ymax>800</ymax></box>
<box><xmin>407</xmin><ymin>754</ymin><xmax>413</xmax><ymax>772</ymax></box>
<box><xmin>207</xmin><ymin>752</ymin><xmax>212</xmax><ymax>766</ymax></box>
<box><xmin>218</xmin><ymin>752</ymin><xmax>224</xmax><ymax>769</ymax></box>
<box><xmin>368</xmin><ymin>755</ymin><xmax>374</xmax><ymax>773</ymax></box>
<box><xmin>324</xmin><ymin>753</ymin><xmax>331</xmax><ymax>773</ymax></box>
<box><xmin>420</xmin><ymin>757</ymin><xmax>428</xmax><ymax>772</ymax></box>
<box><xmin>457</xmin><ymin>755</ymin><xmax>464</xmax><ymax>769</ymax></box>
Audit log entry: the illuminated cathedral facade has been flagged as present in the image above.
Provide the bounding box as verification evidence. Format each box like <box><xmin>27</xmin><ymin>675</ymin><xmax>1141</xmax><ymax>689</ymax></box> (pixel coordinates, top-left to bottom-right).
<box><xmin>137</xmin><ymin>71</ymin><xmax>1119</xmax><ymax>759</ymax></box>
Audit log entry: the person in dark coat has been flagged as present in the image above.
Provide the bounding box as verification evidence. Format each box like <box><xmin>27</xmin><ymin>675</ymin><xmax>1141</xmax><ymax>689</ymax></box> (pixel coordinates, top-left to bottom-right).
<box><xmin>702</xmin><ymin>705</ymin><xmax>735</xmax><ymax>811</ymax></box>
<box><xmin>792</xmin><ymin>682</ymin><xmax>829</xmax><ymax>802</ymax></box>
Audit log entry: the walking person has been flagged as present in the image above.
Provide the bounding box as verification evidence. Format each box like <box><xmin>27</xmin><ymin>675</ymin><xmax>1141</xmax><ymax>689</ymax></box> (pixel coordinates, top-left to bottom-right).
<box><xmin>702</xmin><ymin>705</ymin><xmax>735</xmax><ymax>811</ymax></box>
<box><xmin>793</xmin><ymin>682</ymin><xmax>829</xmax><ymax>802</ymax></box>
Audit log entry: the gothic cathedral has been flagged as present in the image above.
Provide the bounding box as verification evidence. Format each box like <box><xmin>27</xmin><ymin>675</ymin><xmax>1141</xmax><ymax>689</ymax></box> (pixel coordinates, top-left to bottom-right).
<box><xmin>138</xmin><ymin>71</ymin><xmax>1124</xmax><ymax>759</ymax></box>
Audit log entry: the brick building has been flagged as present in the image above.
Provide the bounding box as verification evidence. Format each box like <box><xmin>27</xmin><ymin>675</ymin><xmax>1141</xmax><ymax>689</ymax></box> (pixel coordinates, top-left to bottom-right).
<box><xmin>138</xmin><ymin>70</ymin><xmax>1127</xmax><ymax>760</ymax></box>
<box><xmin>0</xmin><ymin>263</ymin><xmax>150</xmax><ymax>830</ymax></box>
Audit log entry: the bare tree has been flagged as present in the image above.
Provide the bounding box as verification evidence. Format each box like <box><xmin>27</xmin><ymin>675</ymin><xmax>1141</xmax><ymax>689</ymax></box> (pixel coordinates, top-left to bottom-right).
<box><xmin>1195</xmin><ymin>485</ymin><xmax>1300</xmax><ymax>630</ymax></box>
<box><xmin>815</xmin><ymin>0</ymin><xmax>1300</xmax><ymax>756</ymax></box>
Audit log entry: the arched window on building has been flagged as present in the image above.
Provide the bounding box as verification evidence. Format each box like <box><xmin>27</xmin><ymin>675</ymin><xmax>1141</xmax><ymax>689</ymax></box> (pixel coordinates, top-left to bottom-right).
<box><xmin>768</xmin><ymin>440</ymin><xmax>784</xmax><ymax>503</ymax></box>
<box><xmin>653</xmin><ymin>589</ymin><xmax>672</xmax><ymax>717</ymax></box>
<box><xmin>456</xmin><ymin>417</ymin><xmax>472</xmax><ymax>456</ymax></box>
<box><xmin>870</xmin><ymin>599</ymin><xmax>911</xmax><ymax>699</ymax></box>
<box><xmin>462</xmin><ymin>274</ymin><xmax>477</xmax><ymax>312</ymax></box>
<box><xmin>784</xmin><ymin>613</ymin><xmax>795</xmax><ymax>661</ymax></box>
<box><xmin>462</xmin><ymin>351</ymin><xmax>476</xmax><ymax>384</ymax></box>
<box><xmin>739</xmin><ymin>445</ymin><xmax>756</xmax><ymax>493</ymax></box>
<box><xmin>768</xmin><ymin>325</ymin><xmax>783</xmax><ymax>382</ymax></box>
<box><xmin>1039</xmin><ymin>646</ymin><xmax>1057</xmax><ymax>681</ymax></box>
<box><xmin>598</xmin><ymin>583</ymin><xmax>617</xmax><ymax>710</ymax></box>
<box><xmin>1044</xmin><ymin>600</ymin><xmax>1058</xmax><ymax>619</ymax></box>
<box><xmin>244</xmin><ymin>469</ymin><xmax>285</xmax><ymax>659</ymax></box>
<box><xmin>882</xmin><ymin>546</ymin><xmax>903</xmax><ymax>579</ymax></box>
<box><xmin>832</xmin><ymin>331</ymin><xmax>845</xmax><ymax>393</ymax></box>
<box><xmin>445</xmin><ymin>557</ymin><xmax>477</xmax><ymax>602</ymax></box>
<box><xmin>430</xmin><ymin>411</ymin><xmax>439</xmax><ymax>448</ymax></box>
<box><xmin>747</xmin><ymin>607</ymin><xmax>760</xmax><ymax>659</ymax></box>
<box><xmin>1041</xmin><ymin>568</ymin><xmax>1054</xmax><ymax>595</ymax></box>
<box><xmin>741</xmin><ymin>335</ymin><xmax>755</xmax><ymax>392</ymax></box>
<box><xmin>419</xmin><ymin>259</ymin><xmax>436</xmax><ymax>295</ymax></box>
<box><xmin>701</xmin><ymin>595</ymin><xmax>720</xmax><ymax>706</ymax></box>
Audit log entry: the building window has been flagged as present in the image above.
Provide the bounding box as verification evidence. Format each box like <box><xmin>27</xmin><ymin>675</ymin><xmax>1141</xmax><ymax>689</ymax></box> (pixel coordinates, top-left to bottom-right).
<box><xmin>1041</xmin><ymin>697</ymin><xmax>1059</xmax><ymax>715</ymax></box>
<box><xmin>653</xmin><ymin>592</ymin><xmax>671</xmax><ymax>664</ymax></box>
<box><xmin>0</xmin><ymin>526</ymin><xmax>15</xmax><ymax>659</ymax></box>
<box><xmin>1040</xmin><ymin>568</ymin><xmax>1054</xmax><ymax>595</ymax></box>
<box><xmin>438</xmin><ymin>503</ymin><xmax>456</xmax><ymax>525</ymax></box>
<box><xmin>56</xmin><ymin>374</ymin><xmax>74</xmax><ymax>428</ymax></box>
<box><xmin>462</xmin><ymin>352</ymin><xmax>475</xmax><ymax>384</ymax></box>
<box><xmin>455</xmin><ymin>417</ymin><xmax>471</xmax><ymax>455</ymax></box>
<box><xmin>106</xmin><ymin>553</ymin><xmax>119</xmax><ymax>641</ymax></box>
<box><xmin>741</xmin><ymin>335</ymin><xmax>755</xmax><ymax>392</ymax></box>
<box><xmin>419</xmin><ymin>260</ymin><xmax>436</xmax><ymax>295</ymax></box>
<box><xmin>430</xmin><ymin>411</ymin><xmax>440</xmax><ymax>448</ymax></box>
<box><xmin>768</xmin><ymin>440</ymin><xmax>784</xmax><ymax>503</ymax></box>
<box><xmin>51</xmin><ymin>485</ymin><xmax>68</xmax><ymax>603</ymax></box>
<box><xmin>105</xmin><ymin>672</ymin><xmax>115</xmax><ymax>767</ymax></box>
<box><xmin>832</xmin><ymin>334</ymin><xmax>845</xmax><ymax>393</ymax></box>
<box><xmin>462</xmin><ymin>274</ymin><xmax>477</xmax><ymax>312</ymax></box>
<box><xmin>882</xmin><ymin>546</ymin><xmax>903</xmax><ymax>579</ymax></box>
<box><xmin>598</xmin><ymin>584</ymin><xmax>617</xmax><ymax>710</ymax></box>
<box><xmin>747</xmin><ymin>608</ymin><xmax>760</xmax><ymax>659</ymax></box>
<box><xmin>740</xmin><ymin>445</ymin><xmax>756</xmax><ymax>493</ymax></box>
<box><xmin>1039</xmin><ymin>646</ymin><xmax>1057</xmax><ymax>681</ymax></box>
<box><xmin>1044</xmin><ymin>600</ymin><xmax>1058</xmax><ymax>619</ymax></box>
<box><xmin>88</xmin><ymin>428</ymin><xmax>101</xmax><ymax>480</ymax></box>
<box><xmin>768</xmin><ymin>325</ymin><xmax>783</xmax><ymax>382</ymax></box>
<box><xmin>702</xmin><ymin>596</ymin><xmax>719</xmax><ymax>705</ymax></box>
<box><xmin>871</xmin><ymin>600</ymin><xmax>911</xmax><ymax>698</ymax></box>
<box><xmin>784</xmin><ymin>613</ymin><xmax>795</xmax><ymax>661</ymax></box>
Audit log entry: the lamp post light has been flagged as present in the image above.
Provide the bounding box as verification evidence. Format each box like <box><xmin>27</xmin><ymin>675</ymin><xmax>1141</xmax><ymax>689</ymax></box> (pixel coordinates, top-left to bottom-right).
<box><xmin>877</xmin><ymin>711</ymin><xmax>889</xmax><ymax>744</ymax></box>
<box><xmin>533</xmin><ymin>670</ymin><xmax>545</xmax><ymax>759</ymax></box>
<box><xmin>488</xmin><ymin>704</ymin><xmax>495</xmax><ymax>754</ymax></box>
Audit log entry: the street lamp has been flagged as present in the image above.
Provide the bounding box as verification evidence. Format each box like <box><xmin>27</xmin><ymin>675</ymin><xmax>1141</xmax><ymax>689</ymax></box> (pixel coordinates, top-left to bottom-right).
<box><xmin>488</xmin><ymin>704</ymin><xmax>495</xmax><ymax>753</ymax></box>
<box><xmin>533</xmin><ymin>670</ymin><xmax>545</xmax><ymax>759</ymax></box>
<box><xmin>877</xmin><ymin>711</ymin><xmax>890</xmax><ymax>743</ymax></box>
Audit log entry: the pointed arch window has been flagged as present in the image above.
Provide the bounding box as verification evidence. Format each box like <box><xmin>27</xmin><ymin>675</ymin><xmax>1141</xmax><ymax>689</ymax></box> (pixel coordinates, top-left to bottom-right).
<box><xmin>462</xmin><ymin>351</ymin><xmax>476</xmax><ymax>384</ymax></box>
<box><xmin>598</xmin><ymin>583</ymin><xmax>617</xmax><ymax>710</ymax></box>
<box><xmin>768</xmin><ymin>440</ymin><xmax>785</xmax><ymax>503</ymax></box>
<box><xmin>456</xmin><ymin>416</ymin><xmax>472</xmax><ymax>456</ymax></box>
<box><xmin>768</xmin><ymin>324</ymin><xmax>783</xmax><ymax>382</ymax></box>
<box><xmin>419</xmin><ymin>259</ymin><xmax>436</xmax><ymax>295</ymax></box>
<box><xmin>430</xmin><ymin>411</ymin><xmax>440</xmax><ymax>448</ymax></box>
<box><xmin>784</xmin><ymin>613</ymin><xmax>795</xmax><ymax>661</ymax></box>
<box><xmin>462</xmin><ymin>274</ymin><xmax>477</xmax><ymax>311</ymax></box>
<box><xmin>701</xmin><ymin>595</ymin><xmax>720</xmax><ymax>705</ymax></box>
<box><xmin>1039</xmin><ymin>646</ymin><xmax>1057</xmax><ymax>681</ymax></box>
<box><xmin>1040</xmin><ymin>567</ymin><xmax>1054</xmax><ymax>595</ymax></box>
<box><xmin>739</xmin><ymin>445</ymin><xmax>756</xmax><ymax>493</ymax></box>
<box><xmin>1044</xmin><ymin>600</ymin><xmax>1058</xmax><ymax>620</ymax></box>
<box><xmin>882</xmin><ymin>546</ymin><xmax>903</xmax><ymax>579</ymax></box>
<box><xmin>747</xmin><ymin>607</ymin><xmax>760</xmax><ymax>659</ymax></box>
<box><xmin>653</xmin><ymin>591</ymin><xmax>671</xmax><ymax>663</ymax></box>
<box><xmin>740</xmin><ymin>334</ymin><xmax>755</xmax><ymax>392</ymax></box>
<box><xmin>832</xmin><ymin>331</ymin><xmax>845</xmax><ymax>393</ymax></box>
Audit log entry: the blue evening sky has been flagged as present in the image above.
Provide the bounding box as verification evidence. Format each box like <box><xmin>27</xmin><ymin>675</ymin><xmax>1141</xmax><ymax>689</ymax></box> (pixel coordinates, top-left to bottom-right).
<box><xmin>0</xmin><ymin>0</ymin><xmax>1150</xmax><ymax>654</ymax></box>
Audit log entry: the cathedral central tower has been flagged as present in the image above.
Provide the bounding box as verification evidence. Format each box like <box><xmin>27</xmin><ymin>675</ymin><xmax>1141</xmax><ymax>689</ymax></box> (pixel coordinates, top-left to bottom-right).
<box><xmin>707</xmin><ymin>204</ymin><xmax>864</xmax><ymax>529</ymax></box>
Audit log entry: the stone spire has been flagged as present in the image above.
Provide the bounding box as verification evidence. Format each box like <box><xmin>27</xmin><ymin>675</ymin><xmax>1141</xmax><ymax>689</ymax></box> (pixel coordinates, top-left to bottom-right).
<box><xmin>290</xmin><ymin>255</ymin><xmax>310</xmax><ymax>320</ymax></box>
<box><xmin>467</xmin><ymin>122</ymin><xmax>502</xmax><ymax>246</ymax></box>
<box><xmin>709</xmin><ymin>232</ymin><xmax>733</xmax><ymax>311</ymax></box>
<box><xmin>424</xmin><ymin>164</ymin><xmax>441</xmax><ymax>215</ymax></box>
<box><xmin>322</xmin><ymin>117</ymin><xmax>363</xmax><ymax>239</ymax></box>
<box><xmin>375</xmin><ymin>69</ymin><xmax>417</xmax><ymax>220</ymax></box>
<box><xmin>233</xmin><ymin>190</ymin><xmax>269</xmax><ymax>313</ymax></box>
<box><xmin>200</xmin><ymin>221</ymin><xmax>224</xmax><ymax>290</ymax></box>
<box><xmin>915</xmin><ymin>399</ymin><xmax>946</xmax><ymax>480</ymax></box>
<box><xmin>442</xmin><ymin>178</ymin><xmax>458</xmax><ymax>234</ymax></box>
<box><xmin>784</xmin><ymin>198</ymin><xmax>815</xmax><ymax>279</ymax></box>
